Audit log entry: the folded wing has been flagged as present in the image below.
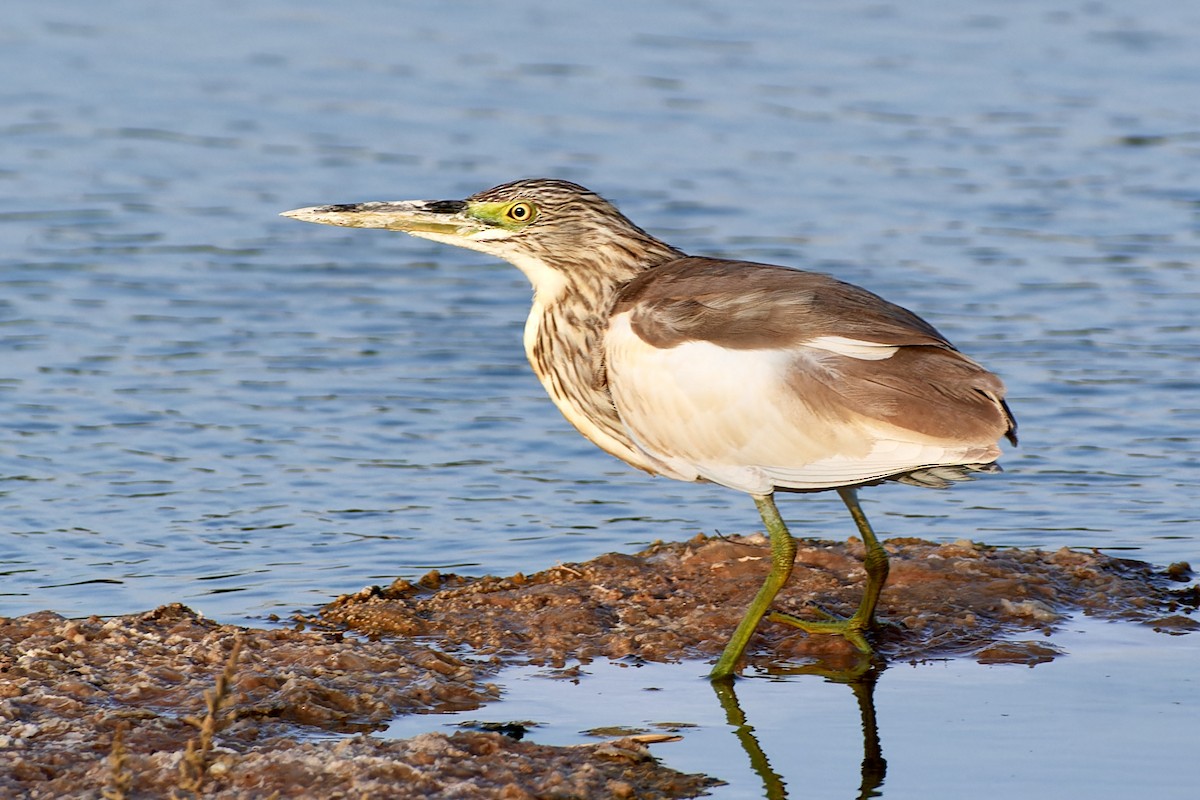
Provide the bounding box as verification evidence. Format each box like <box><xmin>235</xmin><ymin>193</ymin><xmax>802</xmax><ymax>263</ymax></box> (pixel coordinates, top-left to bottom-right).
<box><xmin>604</xmin><ymin>257</ymin><xmax>1017</xmax><ymax>495</ymax></box>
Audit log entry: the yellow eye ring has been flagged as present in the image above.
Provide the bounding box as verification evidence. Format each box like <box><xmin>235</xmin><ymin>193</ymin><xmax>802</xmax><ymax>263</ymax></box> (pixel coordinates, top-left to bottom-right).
<box><xmin>506</xmin><ymin>201</ymin><xmax>536</xmax><ymax>223</ymax></box>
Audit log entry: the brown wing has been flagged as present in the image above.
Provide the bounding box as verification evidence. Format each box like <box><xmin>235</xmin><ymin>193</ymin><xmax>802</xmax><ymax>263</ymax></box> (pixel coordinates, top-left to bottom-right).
<box><xmin>611</xmin><ymin>256</ymin><xmax>1018</xmax><ymax>447</ymax></box>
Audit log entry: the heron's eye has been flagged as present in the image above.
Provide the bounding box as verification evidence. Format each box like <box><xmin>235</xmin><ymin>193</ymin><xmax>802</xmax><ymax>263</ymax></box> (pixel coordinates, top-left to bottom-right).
<box><xmin>505</xmin><ymin>201</ymin><xmax>537</xmax><ymax>223</ymax></box>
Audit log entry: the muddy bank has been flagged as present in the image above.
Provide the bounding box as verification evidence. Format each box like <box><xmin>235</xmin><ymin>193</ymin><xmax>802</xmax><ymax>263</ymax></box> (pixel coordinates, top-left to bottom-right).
<box><xmin>1</xmin><ymin>604</ymin><xmax>714</xmax><ymax>799</ymax></box>
<box><xmin>2</xmin><ymin>535</ymin><xmax>1194</xmax><ymax>798</ymax></box>
<box><xmin>323</xmin><ymin>533</ymin><xmax>1197</xmax><ymax>669</ymax></box>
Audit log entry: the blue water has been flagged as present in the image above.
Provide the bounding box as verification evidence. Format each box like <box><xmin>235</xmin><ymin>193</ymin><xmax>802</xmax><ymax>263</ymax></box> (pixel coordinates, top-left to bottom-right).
<box><xmin>388</xmin><ymin>618</ymin><xmax>1200</xmax><ymax>800</ymax></box>
<box><xmin>2</xmin><ymin>2</ymin><xmax>1198</xmax><ymax>797</ymax></box>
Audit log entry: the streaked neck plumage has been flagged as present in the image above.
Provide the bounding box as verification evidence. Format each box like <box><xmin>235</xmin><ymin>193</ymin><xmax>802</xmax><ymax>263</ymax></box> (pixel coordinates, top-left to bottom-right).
<box><xmin>509</xmin><ymin>232</ymin><xmax>683</xmax><ymax>474</ymax></box>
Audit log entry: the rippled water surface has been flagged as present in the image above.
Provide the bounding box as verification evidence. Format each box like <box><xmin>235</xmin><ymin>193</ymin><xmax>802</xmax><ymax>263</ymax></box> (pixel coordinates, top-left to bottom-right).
<box><xmin>3</xmin><ymin>1</ymin><xmax>1198</xmax><ymax>797</ymax></box>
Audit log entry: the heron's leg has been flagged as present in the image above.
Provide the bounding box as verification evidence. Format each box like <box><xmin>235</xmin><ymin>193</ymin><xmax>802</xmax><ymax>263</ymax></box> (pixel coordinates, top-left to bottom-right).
<box><xmin>710</xmin><ymin>493</ymin><xmax>796</xmax><ymax>681</ymax></box>
<box><xmin>769</xmin><ymin>487</ymin><xmax>889</xmax><ymax>654</ymax></box>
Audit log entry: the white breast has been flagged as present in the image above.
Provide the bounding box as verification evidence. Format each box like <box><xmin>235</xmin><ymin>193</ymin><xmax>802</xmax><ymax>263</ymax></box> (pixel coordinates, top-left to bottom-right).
<box><xmin>523</xmin><ymin>298</ymin><xmax>690</xmax><ymax>480</ymax></box>
<box><xmin>604</xmin><ymin>312</ymin><xmax>999</xmax><ymax>495</ymax></box>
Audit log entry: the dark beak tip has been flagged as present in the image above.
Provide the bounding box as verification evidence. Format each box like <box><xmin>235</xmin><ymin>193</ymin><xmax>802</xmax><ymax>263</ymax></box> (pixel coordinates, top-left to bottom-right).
<box><xmin>422</xmin><ymin>200</ymin><xmax>468</xmax><ymax>214</ymax></box>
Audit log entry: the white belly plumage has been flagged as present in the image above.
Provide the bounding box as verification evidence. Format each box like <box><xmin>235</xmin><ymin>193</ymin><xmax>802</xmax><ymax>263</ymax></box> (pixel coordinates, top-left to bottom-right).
<box><xmin>604</xmin><ymin>312</ymin><xmax>1000</xmax><ymax>495</ymax></box>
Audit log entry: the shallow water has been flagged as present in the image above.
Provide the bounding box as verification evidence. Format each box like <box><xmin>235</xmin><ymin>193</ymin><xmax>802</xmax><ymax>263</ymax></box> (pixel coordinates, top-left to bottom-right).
<box><xmin>2</xmin><ymin>1</ymin><xmax>1198</xmax><ymax>796</ymax></box>
<box><xmin>387</xmin><ymin>618</ymin><xmax>1200</xmax><ymax>800</ymax></box>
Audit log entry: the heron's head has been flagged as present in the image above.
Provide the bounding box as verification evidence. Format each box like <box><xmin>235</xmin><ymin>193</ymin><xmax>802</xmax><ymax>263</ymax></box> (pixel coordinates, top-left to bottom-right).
<box><xmin>282</xmin><ymin>178</ymin><xmax>682</xmax><ymax>295</ymax></box>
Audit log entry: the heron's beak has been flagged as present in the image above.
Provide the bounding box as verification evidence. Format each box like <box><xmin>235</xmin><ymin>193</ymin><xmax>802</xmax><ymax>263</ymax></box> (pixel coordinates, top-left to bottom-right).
<box><xmin>280</xmin><ymin>200</ymin><xmax>488</xmax><ymax>237</ymax></box>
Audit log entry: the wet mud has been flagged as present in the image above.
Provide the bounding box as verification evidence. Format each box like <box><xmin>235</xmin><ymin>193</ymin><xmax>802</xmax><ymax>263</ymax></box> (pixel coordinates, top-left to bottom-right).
<box><xmin>2</xmin><ymin>535</ymin><xmax>1194</xmax><ymax>798</ymax></box>
<box><xmin>323</xmin><ymin>534</ymin><xmax>1197</xmax><ymax>669</ymax></box>
<box><xmin>1</xmin><ymin>604</ymin><xmax>714</xmax><ymax>798</ymax></box>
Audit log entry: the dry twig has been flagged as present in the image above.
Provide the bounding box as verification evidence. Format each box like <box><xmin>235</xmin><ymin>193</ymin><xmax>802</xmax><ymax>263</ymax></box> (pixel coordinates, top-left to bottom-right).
<box><xmin>174</xmin><ymin>636</ymin><xmax>243</xmax><ymax>798</ymax></box>
<box><xmin>101</xmin><ymin>722</ymin><xmax>133</xmax><ymax>800</ymax></box>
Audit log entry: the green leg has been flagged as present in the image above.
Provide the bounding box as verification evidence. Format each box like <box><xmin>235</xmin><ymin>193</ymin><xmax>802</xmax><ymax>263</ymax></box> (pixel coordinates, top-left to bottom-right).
<box><xmin>710</xmin><ymin>488</ymin><xmax>891</xmax><ymax>680</ymax></box>
<box><xmin>768</xmin><ymin>486</ymin><xmax>889</xmax><ymax>654</ymax></box>
<box><xmin>710</xmin><ymin>494</ymin><xmax>795</xmax><ymax>681</ymax></box>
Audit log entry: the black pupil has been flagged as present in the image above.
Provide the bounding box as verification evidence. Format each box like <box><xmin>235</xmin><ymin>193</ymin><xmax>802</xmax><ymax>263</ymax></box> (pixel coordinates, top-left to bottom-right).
<box><xmin>512</xmin><ymin>205</ymin><xmax>526</xmax><ymax>218</ymax></box>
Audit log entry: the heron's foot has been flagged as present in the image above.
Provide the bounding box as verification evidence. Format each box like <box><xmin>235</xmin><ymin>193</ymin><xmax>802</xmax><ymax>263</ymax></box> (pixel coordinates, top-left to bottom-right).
<box><xmin>804</xmin><ymin>603</ymin><xmax>844</xmax><ymax>623</ymax></box>
<box><xmin>766</xmin><ymin>649</ymin><xmax>880</xmax><ymax>684</ymax></box>
<box><xmin>768</xmin><ymin>609</ymin><xmax>874</xmax><ymax>654</ymax></box>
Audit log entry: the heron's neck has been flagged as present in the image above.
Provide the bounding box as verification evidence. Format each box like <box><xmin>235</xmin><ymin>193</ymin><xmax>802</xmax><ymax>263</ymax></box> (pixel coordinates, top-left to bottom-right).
<box><xmin>514</xmin><ymin>236</ymin><xmax>681</xmax><ymax>476</ymax></box>
<box><xmin>506</xmin><ymin>235</ymin><xmax>682</xmax><ymax>308</ymax></box>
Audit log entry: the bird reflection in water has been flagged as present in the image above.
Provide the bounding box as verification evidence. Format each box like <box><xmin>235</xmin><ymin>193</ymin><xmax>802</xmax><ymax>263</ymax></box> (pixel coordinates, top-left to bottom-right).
<box><xmin>712</xmin><ymin>655</ymin><xmax>886</xmax><ymax>800</ymax></box>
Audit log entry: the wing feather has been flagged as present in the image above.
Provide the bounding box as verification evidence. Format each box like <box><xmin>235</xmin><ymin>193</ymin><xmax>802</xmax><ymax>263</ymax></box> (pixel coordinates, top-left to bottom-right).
<box><xmin>615</xmin><ymin>256</ymin><xmax>950</xmax><ymax>349</ymax></box>
<box><xmin>604</xmin><ymin>257</ymin><xmax>1016</xmax><ymax>494</ymax></box>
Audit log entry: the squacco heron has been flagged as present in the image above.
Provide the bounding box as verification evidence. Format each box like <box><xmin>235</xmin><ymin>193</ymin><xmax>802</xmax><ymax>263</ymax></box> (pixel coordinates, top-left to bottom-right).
<box><xmin>282</xmin><ymin>178</ymin><xmax>1017</xmax><ymax>680</ymax></box>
